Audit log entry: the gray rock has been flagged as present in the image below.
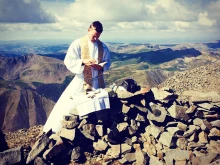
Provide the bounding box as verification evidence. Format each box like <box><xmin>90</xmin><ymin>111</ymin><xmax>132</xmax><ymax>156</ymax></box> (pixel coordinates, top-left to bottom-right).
<box><xmin>143</xmin><ymin>142</ymin><xmax>156</xmax><ymax>156</ymax></box>
<box><xmin>186</xmin><ymin>105</ymin><xmax>197</xmax><ymax>114</ymax></box>
<box><xmin>34</xmin><ymin>157</ymin><xmax>48</xmax><ymax>165</ymax></box>
<box><xmin>183</xmin><ymin>125</ymin><xmax>200</xmax><ymax>137</ymax></box>
<box><xmin>193</xmin><ymin>118</ymin><xmax>203</xmax><ymax>126</ymax></box>
<box><xmin>105</xmin><ymin>144</ymin><xmax>121</xmax><ymax>160</ymax></box>
<box><xmin>117</xmin><ymin>122</ymin><xmax>129</xmax><ymax>132</ymax></box>
<box><xmin>59</xmin><ymin>128</ymin><xmax>76</xmax><ymax>141</ymax></box>
<box><xmin>61</xmin><ymin>120</ymin><xmax>79</xmax><ymax>129</ymax></box>
<box><xmin>207</xmin><ymin>140</ymin><xmax>220</xmax><ymax>153</ymax></box>
<box><xmin>49</xmin><ymin>134</ymin><xmax>62</xmax><ymax>142</ymax></box>
<box><xmin>135</xmin><ymin>113</ymin><xmax>146</xmax><ymax>122</ymax></box>
<box><xmin>168</xmin><ymin>104</ymin><xmax>189</xmax><ymax>121</ymax></box>
<box><xmin>124</xmin><ymin>138</ymin><xmax>132</xmax><ymax>146</ymax></box>
<box><xmin>151</xmin><ymin>87</ymin><xmax>176</xmax><ymax>100</ymax></box>
<box><xmin>175</xmin><ymin>160</ymin><xmax>187</xmax><ymax>165</ymax></box>
<box><xmin>122</xmin><ymin>104</ymin><xmax>130</xmax><ymax>114</ymax></box>
<box><xmin>188</xmin><ymin>142</ymin><xmax>206</xmax><ymax>149</ymax></box>
<box><xmin>135</xmin><ymin>147</ymin><xmax>148</xmax><ymax>165</ymax></box>
<box><xmin>124</xmin><ymin>152</ymin><xmax>136</xmax><ymax>163</ymax></box>
<box><xmin>77</xmin><ymin>119</ymin><xmax>87</xmax><ymax>129</ymax></box>
<box><xmin>177</xmin><ymin>122</ymin><xmax>187</xmax><ymax>131</ymax></box>
<box><xmin>182</xmin><ymin>91</ymin><xmax>220</xmax><ymax>103</ymax></box>
<box><xmin>158</xmin><ymin>132</ymin><xmax>173</xmax><ymax>147</ymax></box>
<box><xmin>115</xmin><ymin>89</ymin><xmax>134</xmax><ymax>99</ymax></box>
<box><xmin>121</xmin><ymin>143</ymin><xmax>132</xmax><ymax>155</ymax></box>
<box><xmin>130</xmin><ymin>104</ymin><xmax>148</xmax><ymax>113</ymax></box>
<box><xmin>197</xmin><ymin>153</ymin><xmax>218</xmax><ymax>165</ymax></box>
<box><xmin>128</xmin><ymin>127</ymin><xmax>136</xmax><ymax>136</ymax></box>
<box><xmin>71</xmin><ymin>146</ymin><xmax>81</xmax><ymax>161</ymax></box>
<box><xmin>208</xmin><ymin>128</ymin><xmax>220</xmax><ymax>137</ymax></box>
<box><xmin>0</xmin><ymin>147</ymin><xmax>22</xmax><ymax>165</ymax></box>
<box><xmin>198</xmin><ymin>131</ymin><xmax>208</xmax><ymax>144</ymax></box>
<box><xmin>63</xmin><ymin>115</ymin><xmax>78</xmax><ymax>121</ymax></box>
<box><xmin>130</xmin><ymin>119</ymin><xmax>138</xmax><ymax>131</ymax></box>
<box><xmin>164</xmin><ymin>149</ymin><xmax>189</xmax><ymax>165</ymax></box>
<box><xmin>147</xmin><ymin>103</ymin><xmax>167</xmax><ymax>123</ymax></box>
<box><xmin>81</xmin><ymin>124</ymin><xmax>96</xmax><ymax>141</ymax></box>
<box><xmin>26</xmin><ymin>130</ymin><xmax>52</xmax><ymax>164</ymax></box>
<box><xmin>176</xmin><ymin>138</ymin><xmax>187</xmax><ymax>150</ymax></box>
<box><xmin>155</xmin><ymin>142</ymin><xmax>163</xmax><ymax>151</ymax></box>
<box><xmin>201</xmin><ymin>120</ymin><xmax>212</xmax><ymax>131</ymax></box>
<box><xmin>96</xmin><ymin>125</ymin><xmax>104</xmax><ymax>137</ymax></box>
<box><xmin>166</xmin><ymin>127</ymin><xmax>183</xmax><ymax>136</ymax></box>
<box><xmin>118</xmin><ymin>157</ymin><xmax>127</xmax><ymax>164</ymax></box>
<box><xmin>43</xmin><ymin>139</ymin><xmax>65</xmax><ymax>160</ymax></box>
<box><xmin>149</xmin><ymin>156</ymin><xmax>163</xmax><ymax>165</ymax></box>
<box><xmin>93</xmin><ymin>139</ymin><xmax>108</xmax><ymax>151</ymax></box>
<box><xmin>145</xmin><ymin>125</ymin><xmax>164</xmax><ymax>139</ymax></box>
<box><xmin>132</xmin><ymin>136</ymin><xmax>138</xmax><ymax>143</ymax></box>
<box><xmin>189</xmin><ymin>132</ymin><xmax>199</xmax><ymax>142</ymax></box>
<box><xmin>210</xmin><ymin>120</ymin><xmax>220</xmax><ymax>128</ymax></box>
<box><xmin>197</xmin><ymin>102</ymin><xmax>215</xmax><ymax>110</ymax></box>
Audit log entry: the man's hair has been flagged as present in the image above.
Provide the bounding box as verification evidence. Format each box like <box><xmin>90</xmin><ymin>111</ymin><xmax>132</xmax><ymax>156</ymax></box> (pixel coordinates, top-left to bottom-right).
<box><xmin>90</xmin><ymin>21</ymin><xmax>103</xmax><ymax>33</ymax></box>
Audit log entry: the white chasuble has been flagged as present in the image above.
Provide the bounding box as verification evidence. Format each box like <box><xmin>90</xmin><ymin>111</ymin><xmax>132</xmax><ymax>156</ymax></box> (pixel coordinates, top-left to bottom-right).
<box><xmin>43</xmin><ymin>36</ymin><xmax>111</xmax><ymax>133</ymax></box>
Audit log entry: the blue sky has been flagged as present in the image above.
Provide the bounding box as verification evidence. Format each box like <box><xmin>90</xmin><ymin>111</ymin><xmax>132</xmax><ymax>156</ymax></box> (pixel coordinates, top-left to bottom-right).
<box><xmin>0</xmin><ymin>0</ymin><xmax>220</xmax><ymax>43</ymax></box>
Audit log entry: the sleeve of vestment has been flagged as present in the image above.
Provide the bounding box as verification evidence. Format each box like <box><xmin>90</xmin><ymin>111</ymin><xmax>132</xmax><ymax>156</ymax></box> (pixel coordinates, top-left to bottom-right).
<box><xmin>64</xmin><ymin>39</ymin><xmax>85</xmax><ymax>74</ymax></box>
<box><xmin>102</xmin><ymin>43</ymin><xmax>111</xmax><ymax>72</ymax></box>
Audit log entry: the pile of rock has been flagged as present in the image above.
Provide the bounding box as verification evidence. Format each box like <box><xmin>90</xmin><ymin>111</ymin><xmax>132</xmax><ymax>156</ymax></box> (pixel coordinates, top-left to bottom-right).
<box><xmin>1</xmin><ymin>87</ymin><xmax>220</xmax><ymax>165</ymax></box>
<box><xmin>159</xmin><ymin>61</ymin><xmax>220</xmax><ymax>101</ymax></box>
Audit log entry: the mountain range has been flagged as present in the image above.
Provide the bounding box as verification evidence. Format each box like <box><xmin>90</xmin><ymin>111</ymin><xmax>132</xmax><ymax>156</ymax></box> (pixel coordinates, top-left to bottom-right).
<box><xmin>0</xmin><ymin>40</ymin><xmax>219</xmax><ymax>133</ymax></box>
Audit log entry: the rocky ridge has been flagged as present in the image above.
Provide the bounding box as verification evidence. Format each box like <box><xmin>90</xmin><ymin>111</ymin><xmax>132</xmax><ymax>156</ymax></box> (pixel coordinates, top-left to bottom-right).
<box><xmin>1</xmin><ymin>90</ymin><xmax>219</xmax><ymax>164</ymax></box>
<box><xmin>159</xmin><ymin>61</ymin><xmax>220</xmax><ymax>101</ymax></box>
<box><xmin>1</xmin><ymin>63</ymin><xmax>220</xmax><ymax>165</ymax></box>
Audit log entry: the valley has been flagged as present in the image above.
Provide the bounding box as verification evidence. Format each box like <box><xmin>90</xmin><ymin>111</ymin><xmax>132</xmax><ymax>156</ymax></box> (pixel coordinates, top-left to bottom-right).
<box><xmin>0</xmin><ymin>40</ymin><xmax>219</xmax><ymax>133</ymax></box>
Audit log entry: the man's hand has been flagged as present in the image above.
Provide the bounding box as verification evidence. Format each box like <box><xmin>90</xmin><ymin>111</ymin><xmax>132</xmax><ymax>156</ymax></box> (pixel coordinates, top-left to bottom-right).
<box><xmin>82</xmin><ymin>58</ymin><xmax>97</xmax><ymax>66</ymax></box>
<box><xmin>90</xmin><ymin>64</ymin><xmax>103</xmax><ymax>70</ymax></box>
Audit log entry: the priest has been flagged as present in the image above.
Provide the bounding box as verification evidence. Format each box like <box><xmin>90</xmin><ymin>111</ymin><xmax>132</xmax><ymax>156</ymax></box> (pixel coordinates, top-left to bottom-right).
<box><xmin>43</xmin><ymin>21</ymin><xmax>111</xmax><ymax>133</ymax></box>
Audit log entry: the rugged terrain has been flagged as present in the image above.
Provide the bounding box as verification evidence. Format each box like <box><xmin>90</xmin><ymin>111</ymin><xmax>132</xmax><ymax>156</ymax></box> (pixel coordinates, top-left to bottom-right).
<box><xmin>1</xmin><ymin>62</ymin><xmax>219</xmax><ymax>165</ymax></box>
<box><xmin>0</xmin><ymin>40</ymin><xmax>220</xmax><ymax>133</ymax></box>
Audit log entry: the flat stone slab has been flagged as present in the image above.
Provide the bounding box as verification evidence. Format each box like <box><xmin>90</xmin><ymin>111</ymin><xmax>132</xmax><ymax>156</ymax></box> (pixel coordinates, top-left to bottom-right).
<box><xmin>147</xmin><ymin>103</ymin><xmax>167</xmax><ymax>123</ymax></box>
<box><xmin>164</xmin><ymin>149</ymin><xmax>189</xmax><ymax>165</ymax></box>
<box><xmin>0</xmin><ymin>147</ymin><xmax>22</xmax><ymax>165</ymax></box>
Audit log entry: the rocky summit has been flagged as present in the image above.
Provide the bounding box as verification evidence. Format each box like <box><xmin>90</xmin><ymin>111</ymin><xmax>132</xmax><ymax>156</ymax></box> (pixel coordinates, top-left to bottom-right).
<box><xmin>1</xmin><ymin>63</ymin><xmax>220</xmax><ymax>165</ymax></box>
<box><xmin>159</xmin><ymin>61</ymin><xmax>220</xmax><ymax>102</ymax></box>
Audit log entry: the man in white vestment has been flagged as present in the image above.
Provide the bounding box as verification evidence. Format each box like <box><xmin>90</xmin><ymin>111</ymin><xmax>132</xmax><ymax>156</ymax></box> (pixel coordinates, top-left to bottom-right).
<box><xmin>43</xmin><ymin>21</ymin><xmax>111</xmax><ymax>133</ymax></box>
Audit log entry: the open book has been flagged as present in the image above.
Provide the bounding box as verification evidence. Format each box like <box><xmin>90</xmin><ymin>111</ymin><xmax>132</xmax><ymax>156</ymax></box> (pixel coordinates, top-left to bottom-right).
<box><xmin>90</xmin><ymin>61</ymin><xmax>107</xmax><ymax>67</ymax></box>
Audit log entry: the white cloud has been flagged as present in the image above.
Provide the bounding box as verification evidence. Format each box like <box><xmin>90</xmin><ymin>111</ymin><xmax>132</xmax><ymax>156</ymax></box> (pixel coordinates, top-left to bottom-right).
<box><xmin>0</xmin><ymin>23</ymin><xmax>62</xmax><ymax>31</ymax></box>
<box><xmin>0</xmin><ymin>0</ymin><xmax>56</xmax><ymax>23</ymax></box>
<box><xmin>117</xmin><ymin>22</ymin><xmax>153</xmax><ymax>30</ymax></box>
<box><xmin>198</xmin><ymin>12</ymin><xmax>216</xmax><ymax>27</ymax></box>
<box><xmin>0</xmin><ymin>0</ymin><xmax>220</xmax><ymax>41</ymax></box>
<box><xmin>174</xmin><ymin>21</ymin><xmax>190</xmax><ymax>29</ymax></box>
<box><xmin>63</xmin><ymin>0</ymin><xmax>196</xmax><ymax>23</ymax></box>
<box><xmin>207</xmin><ymin>0</ymin><xmax>220</xmax><ymax>22</ymax></box>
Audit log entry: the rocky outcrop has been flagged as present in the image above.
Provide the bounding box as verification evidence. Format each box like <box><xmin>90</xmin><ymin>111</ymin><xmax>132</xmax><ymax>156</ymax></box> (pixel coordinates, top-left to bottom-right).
<box><xmin>2</xmin><ymin>86</ymin><xmax>219</xmax><ymax>165</ymax></box>
<box><xmin>0</xmin><ymin>88</ymin><xmax>54</xmax><ymax>133</ymax></box>
<box><xmin>0</xmin><ymin>54</ymin><xmax>72</xmax><ymax>83</ymax></box>
<box><xmin>159</xmin><ymin>61</ymin><xmax>220</xmax><ymax>101</ymax></box>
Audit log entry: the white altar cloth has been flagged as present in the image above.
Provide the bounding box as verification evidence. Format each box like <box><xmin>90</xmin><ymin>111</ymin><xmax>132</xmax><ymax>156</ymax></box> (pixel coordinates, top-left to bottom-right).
<box><xmin>72</xmin><ymin>89</ymin><xmax>110</xmax><ymax>117</ymax></box>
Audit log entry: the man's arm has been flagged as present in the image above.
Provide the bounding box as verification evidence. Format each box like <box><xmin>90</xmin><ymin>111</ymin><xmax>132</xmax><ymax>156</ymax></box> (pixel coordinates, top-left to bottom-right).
<box><xmin>64</xmin><ymin>40</ymin><xmax>85</xmax><ymax>74</ymax></box>
<box><xmin>89</xmin><ymin>43</ymin><xmax>110</xmax><ymax>71</ymax></box>
<box><xmin>102</xmin><ymin>44</ymin><xmax>111</xmax><ymax>72</ymax></box>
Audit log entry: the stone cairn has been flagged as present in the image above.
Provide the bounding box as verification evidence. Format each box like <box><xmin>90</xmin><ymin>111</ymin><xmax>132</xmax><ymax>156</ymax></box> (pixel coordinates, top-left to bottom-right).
<box><xmin>0</xmin><ymin>86</ymin><xmax>220</xmax><ymax>165</ymax></box>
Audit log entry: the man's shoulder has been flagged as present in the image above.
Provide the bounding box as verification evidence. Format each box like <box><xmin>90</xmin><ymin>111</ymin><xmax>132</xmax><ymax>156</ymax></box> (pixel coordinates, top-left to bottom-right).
<box><xmin>69</xmin><ymin>38</ymin><xmax>81</xmax><ymax>47</ymax></box>
<box><xmin>99</xmin><ymin>41</ymin><xmax>108</xmax><ymax>50</ymax></box>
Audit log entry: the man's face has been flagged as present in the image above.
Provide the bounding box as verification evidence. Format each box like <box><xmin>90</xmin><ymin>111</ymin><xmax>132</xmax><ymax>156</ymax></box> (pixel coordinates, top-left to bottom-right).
<box><xmin>88</xmin><ymin>26</ymin><xmax>101</xmax><ymax>43</ymax></box>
